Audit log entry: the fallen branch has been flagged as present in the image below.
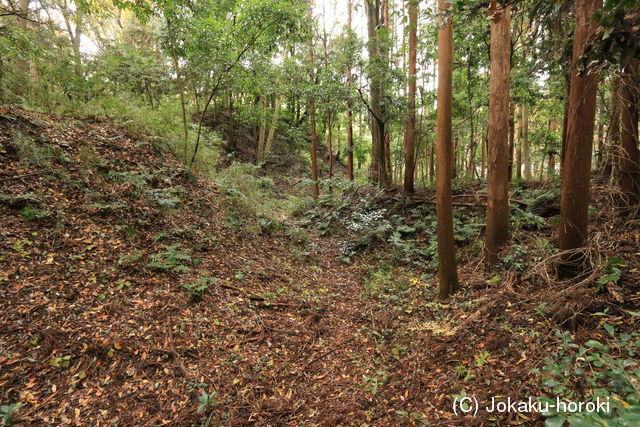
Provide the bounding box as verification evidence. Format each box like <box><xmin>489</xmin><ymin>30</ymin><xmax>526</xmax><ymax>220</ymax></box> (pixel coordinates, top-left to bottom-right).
<box><xmin>254</xmin><ymin>302</ymin><xmax>309</xmax><ymax>310</ymax></box>
<box><xmin>0</xmin><ymin>172</ymin><xmax>48</xmax><ymax>182</ymax></box>
<box><xmin>219</xmin><ymin>282</ymin><xmax>305</xmax><ymax>310</ymax></box>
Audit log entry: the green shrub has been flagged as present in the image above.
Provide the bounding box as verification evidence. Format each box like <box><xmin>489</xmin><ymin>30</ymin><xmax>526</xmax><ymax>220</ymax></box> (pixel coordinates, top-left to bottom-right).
<box><xmin>212</xmin><ymin>162</ymin><xmax>298</xmax><ymax>233</ymax></box>
<box><xmin>532</xmin><ymin>324</ymin><xmax>640</xmax><ymax>425</ymax></box>
<box><xmin>181</xmin><ymin>276</ymin><xmax>217</xmax><ymax>301</ymax></box>
<box><xmin>1</xmin><ymin>403</ymin><xmax>24</xmax><ymax>426</ymax></box>
<box><xmin>20</xmin><ymin>204</ymin><xmax>49</xmax><ymax>219</ymax></box>
<box><xmin>146</xmin><ymin>244</ymin><xmax>196</xmax><ymax>272</ymax></box>
<box><xmin>117</xmin><ymin>251</ymin><xmax>143</xmax><ymax>267</ymax></box>
<box><xmin>596</xmin><ymin>257</ymin><xmax>623</xmax><ymax>292</ymax></box>
<box><xmin>76</xmin><ymin>94</ymin><xmax>221</xmax><ymax>171</ymax></box>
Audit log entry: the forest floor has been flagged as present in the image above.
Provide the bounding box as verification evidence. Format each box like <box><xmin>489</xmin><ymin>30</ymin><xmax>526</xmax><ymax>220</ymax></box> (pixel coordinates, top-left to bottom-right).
<box><xmin>1</xmin><ymin>108</ymin><xmax>639</xmax><ymax>426</ymax></box>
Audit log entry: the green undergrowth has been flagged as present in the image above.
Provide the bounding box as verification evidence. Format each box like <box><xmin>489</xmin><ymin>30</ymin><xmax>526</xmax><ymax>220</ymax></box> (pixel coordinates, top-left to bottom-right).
<box><xmin>298</xmin><ymin>183</ymin><xmax>483</xmax><ymax>269</ymax></box>
<box><xmin>534</xmin><ymin>319</ymin><xmax>640</xmax><ymax>426</ymax></box>
<box><xmin>38</xmin><ymin>94</ymin><xmax>222</xmax><ymax>173</ymax></box>
<box><xmin>211</xmin><ymin>162</ymin><xmax>308</xmax><ymax>235</ymax></box>
<box><xmin>297</xmin><ymin>181</ymin><xmax>552</xmax><ymax>273</ymax></box>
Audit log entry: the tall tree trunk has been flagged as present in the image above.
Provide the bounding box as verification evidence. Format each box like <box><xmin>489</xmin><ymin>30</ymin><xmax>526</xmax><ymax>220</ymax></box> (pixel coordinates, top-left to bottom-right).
<box><xmin>618</xmin><ymin>62</ymin><xmax>640</xmax><ymax>211</ymax></box>
<box><xmin>227</xmin><ymin>91</ymin><xmax>236</xmax><ymax>150</ymax></box>
<box><xmin>166</xmin><ymin>16</ymin><xmax>190</xmax><ymax>163</ymax></box>
<box><xmin>383</xmin><ymin>0</ymin><xmax>393</xmax><ymax>182</ymax></box>
<box><xmin>365</xmin><ymin>0</ymin><xmax>390</xmax><ymax>186</ymax></box>
<box><xmin>507</xmin><ymin>103</ymin><xmax>515</xmax><ymax>180</ymax></box>
<box><xmin>560</xmin><ymin>74</ymin><xmax>571</xmax><ymax>171</ymax></box>
<box><xmin>481</xmin><ymin>130</ymin><xmax>487</xmax><ymax>179</ymax></box>
<box><xmin>15</xmin><ymin>0</ymin><xmax>31</xmax><ymax>94</ymax></box>
<box><xmin>522</xmin><ymin>103</ymin><xmax>531</xmax><ymax>180</ymax></box>
<box><xmin>485</xmin><ymin>0</ymin><xmax>511</xmax><ymax>267</ymax></box>
<box><xmin>515</xmin><ymin>105</ymin><xmax>522</xmax><ymax>180</ymax></box>
<box><xmin>257</xmin><ymin>99</ymin><xmax>268</xmax><ymax>162</ymax></box>
<box><xmin>436</xmin><ymin>0</ymin><xmax>459</xmax><ymax>299</ymax></box>
<box><xmin>346</xmin><ymin>0</ymin><xmax>355</xmax><ymax>180</ymax></box>
<box><xmin>327</xmin><ymin>114</ymin><xmax>334</xmax><ymax>178</ymax></box>
<box><xmin>307</xmin><ymin>1</ymin><xmax>320</xmax><ymax>198</ymax></box>
<box><xmin>465</xmin><ymin>47</ymin><xmax>477</xmax><ymax>178</ymax></box>
<box><xmin>403</xmin><ymin>0</ymin><xmax>418</xmax><ymax>193</ymax></box>
<box><xmin>72</xmin><ymin>8</ymin><xmax>84</xmax><ymax>70</ymax></box>
<box><xmin>604</xmin><ymin>77</ymin><xmax>622</xmax><ymax>177</ymax></box>
<box><xmin>264</xmin><ymin>97</ymin><xmax>281</xmax><ymax>155</ymax></box>
<box><xmin>559</xmin><ymin>0</ymin><xmax>602</xmax><ymax>273</ymax></box>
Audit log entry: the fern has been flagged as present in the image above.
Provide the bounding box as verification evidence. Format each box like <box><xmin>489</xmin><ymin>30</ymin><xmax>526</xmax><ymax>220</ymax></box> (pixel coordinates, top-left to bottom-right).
<box><xmin>146</xmin><ymin>244</ymin><xmax>193</xmax><ymax>272</ymax></box>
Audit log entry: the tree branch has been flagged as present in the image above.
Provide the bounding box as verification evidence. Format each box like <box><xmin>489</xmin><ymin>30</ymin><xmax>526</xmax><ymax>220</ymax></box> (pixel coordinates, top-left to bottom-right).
<box><xmin>355</xmin><ymin>86</ymin><xmax>382</xmax><ymax>124</ymax></box>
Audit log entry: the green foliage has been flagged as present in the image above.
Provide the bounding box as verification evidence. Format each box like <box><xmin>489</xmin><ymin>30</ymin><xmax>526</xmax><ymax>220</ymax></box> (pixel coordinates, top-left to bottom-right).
<box><xmin>20</xmin><ymin>205</ymin><xmax>49</xmax><ymax>220</ymax></box>
<box><xmin>1</xmin><ymin>403</ymin><xmax>24</xmax><ymax>427</ymax></box>
<box><xmin>363</xmin><ymin>369</ymin><xmax>389</xmax><ymax>395</ymax></box>
<box><xmin>363</xmin><ymin>264</ymin><xmax>411</xmax><ymax>305</ymax></box>
<box><xmin>117</xmin><ymin>251</ymin><xmax>143</xmax><ymax>267</ymax></box>
<box><xmin>50</xmin><ymin>355</ymin><xmax>72</xmax><ymax>368</ymax></box>
<box><xmin>87</xmin><ymin>202</ymin><xmax>127</xmax><ymax>213</ymax></box>
<box><xmin>11</xmin><ymin>239</ymin><xmax>32</xmax><ymax>254</ymax></box>
<box><xmin>144</xmin><ymin>188</ymin><xmax>181</xmax><ymax>209</ymax></box>
<box><xmin>13</xmin><ymin>133</ymin><xmax>65</xmax><ymax>168</ymax></box>
<box><xmin>79</xmin><ymin>94</ymin><xmax>220</xmax><ymax>170</ymax></box>
<box><xmin>500</xmin><ymin>244</ymin><xmax>528</xmax><ymax>272</ymax></box>
<box><xmin>181</xmin><ymin>276</ymin><xmax>217</xmax><ymax>301</ymax></box>
<box><xmin>455</xmin><ymin>363</ymin><xmax>474</xmax><ymax>381</ymax></box>
<box><xmin>197</xmin><ymin>389</ymin><xmax>218</xmax><ymax>426</ymax></box>
<box><xmin>597</xmin><ymin>257</ymin><xmax>623</xmax><ymax>292</ymax></box>
<box><xmin>301</xmin><ymin>186</ymin><xmax>482</xmax><ymax>267</ymax></box>
<box><xmin>147</xmin><ymin>244</ymin><xmax>196</xmax><ymax>272</ymax></box>
<box><xmin>512</xmin><ymin>206</ymin><xmax>545</xmax><ymax>231</ymax></box>
<box><xmin>474</xmin><ymin>350</ymin><xmax>491</xmax><ymax>368</ymax></box>
<box><xmin>532</xmin><ymin>325</ymin><xmax>640</xmax><ymax>425</ymax></box>
<box><xmin>154</xmin><ymin>227</ymin><xmax>198</xmax><ymax>242</ymax></box>
<box><xmin>0</xmin><ymin>193</ymin><xmax>43</xmax><ymax>209</ymax></box>
<box><xmin>212</xmin><ymin>162</ymin><xmax>300</xmax><ymax>233</ymax></box>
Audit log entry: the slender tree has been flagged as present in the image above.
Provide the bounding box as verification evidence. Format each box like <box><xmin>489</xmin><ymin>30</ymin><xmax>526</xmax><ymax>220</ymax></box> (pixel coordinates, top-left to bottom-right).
<box><xmin>522</xmin><ymin>103</ymin><xmax>531</xmax><ymax>180</ymax></box>
<box><xmin>364</xmin><ymin>0</ymin><xmax>390</xmax><ymax>186</ymax></box>
<box><xmin>346</xmin><ymin>0</ymin><xmax>355</xmax><ymax>180</ymax></box>
<box><xmin>264</xmin><ymin>97</ymin><xmax>281</xmax><ymax>156</ymax></box>
<box><xmin>558</xmin><ymin>0</ymin><xmax>602</xmax><ymax>272</ymax></box>
<box><xmin>619</xmin><ymin>61</ymin><xmax>640</xmax><ymax>210</ymax></box>
<box><xmin>307</xmin><ymin>0</ymin><xmax>320</xmax><ymax>198</ymax></box>
<box><xmin>485</xmin><ymin>0</ymin><xmax>511</xmax><ymax>266</ymax></box>
<box><xmin>403</xmin><ymin>0</ymin><xmax>418</xmax><ymax>193</ymax></box>
<box><xmin>604</xmin><ymin>77</ymin><xmax>622</xmax><ymax>177</ymax></box>
<box><xmin>436</xmin><ymin>0</ymin><xmax>459</xmax><ymax>299</ymax></box>
<box><xmin>165</xmin><ymin>15</ymin><xmax>189</xmax><ymax>164</ymax></box>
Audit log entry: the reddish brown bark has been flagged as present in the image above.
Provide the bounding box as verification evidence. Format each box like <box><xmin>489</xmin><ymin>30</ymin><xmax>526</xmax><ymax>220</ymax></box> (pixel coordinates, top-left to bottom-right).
<box><xmin>604</xmin><ymin>78</ymin><xmax>622</xmax><ymax>177</ymax></box>
<box><xmin>508</xmin><ymin>103</ymin><xmax>515</xmax><ymax>180</ymax></box>
<box><xmin>619</xmin><ymin>64</ymin><xmax>640</xmax><ymax>210</ymax></box>
<box><xmin>559</xmin><ymin>0</ymin><xmax>602</xmax><ymax>270</ymax></box>
<box><xmin>403</xmin><ymin>0</ymin><xmax>418</xmax><ymax>193</ymax></box>
<box><xmin>436</xmin><ymin>0</ymin><xmax>459</xmax><ymax>299</ymax></box>
<box><xmin>485</xmin><ymin>1</ymin><xmax>511</xmax><ymax>266</ymax></box>
<box><xmin>346</xmin><ymin>0</ymin><xmax>354</xmax><ymax>181</ymax></box>
<box><xmin>365</xmin><ymin>0</ymin><xmax>390</xmax><ymax>186</ymax></box>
